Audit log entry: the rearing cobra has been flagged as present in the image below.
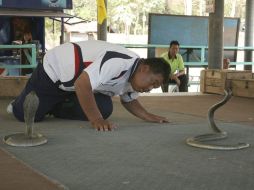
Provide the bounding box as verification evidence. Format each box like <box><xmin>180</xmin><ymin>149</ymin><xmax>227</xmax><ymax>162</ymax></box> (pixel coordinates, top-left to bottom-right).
<box><xmin>3</xmin><ymin>91</ymin><xmax>47</xmax><ymax>147</ymax></box>
<box><xmin>186</xmin><ymin>89</ymin><xmax>250</xmax><ymax>150</ymax></box>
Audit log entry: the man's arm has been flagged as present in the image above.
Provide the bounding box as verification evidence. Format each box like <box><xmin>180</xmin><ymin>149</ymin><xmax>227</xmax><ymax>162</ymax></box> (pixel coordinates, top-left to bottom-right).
<box><xmin>74</xmin><ymin>72</ymin><xmax>114</xmax><ymax>131</ymax></box>
<box><xmin>174</xmin><ymin>70</ymin><xmax>185</xmax><ymax>77</ymax></box>
<box><xmin>171</xmin><ymin>54</ymin><xmax>185</xmax><ymax>84</ymax></box>
<box><xmin>176</xmin><ymin>54</ymin><xmax>186</xmax><ymax>77</ymax></box>
<box><xmin>121</xmin><ymin>99</ymin><xmax>169</xmax><ymax>123</ymax></box>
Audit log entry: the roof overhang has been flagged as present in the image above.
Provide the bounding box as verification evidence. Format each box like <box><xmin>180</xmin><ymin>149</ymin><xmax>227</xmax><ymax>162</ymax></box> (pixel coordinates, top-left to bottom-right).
<box><xmin>0</xmin><ymin>9</ymin><xmax>90</xmax><ymax>25</ymax></box>
<box><xmin>0</xmin><ymin>9</ymin><xmax>73</xmax><ymax>18</ymax></box>
<box><xmin>50</xmin><ymin>16</ymin><xmax>91</xmax><ymax>25</ymax></box>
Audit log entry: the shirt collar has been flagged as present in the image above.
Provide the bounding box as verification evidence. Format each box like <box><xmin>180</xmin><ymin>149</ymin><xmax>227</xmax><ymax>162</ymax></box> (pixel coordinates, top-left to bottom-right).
<box><xmin>128</xmin><ymin>58</ymin><xmax>142</xmax><ymax>81</ymax></box>
<box><xmin>168</xmin><ymin>53</ymin><xmax>177</xmax><ymax>60</ymax></box>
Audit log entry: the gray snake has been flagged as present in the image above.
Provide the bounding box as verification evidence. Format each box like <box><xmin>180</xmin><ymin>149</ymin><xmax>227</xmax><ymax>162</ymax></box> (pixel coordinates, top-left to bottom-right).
<box><xmin>186</xmin><ymin>89</ymin><xmax>250</xmax><ymax>150</ymax></box>
<box><xmin>4</xmin><ymin>91</ymin><xmax>47</xmax><ymax>147</ymax></box>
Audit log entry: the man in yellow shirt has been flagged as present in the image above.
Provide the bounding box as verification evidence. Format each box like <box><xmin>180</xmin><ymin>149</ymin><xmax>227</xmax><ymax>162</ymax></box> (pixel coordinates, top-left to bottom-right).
<box><xmin>161</xmin><ymin>40</ymin><xmax>188</xmax><ymax>92</ymax></box>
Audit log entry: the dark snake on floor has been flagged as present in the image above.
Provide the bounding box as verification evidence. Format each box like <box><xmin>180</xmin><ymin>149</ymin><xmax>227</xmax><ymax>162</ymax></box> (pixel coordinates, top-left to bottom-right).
<box><xmin>186</xmin><ymin>89</ymin><xmax>250</xmax><ymax>150</ymax></box>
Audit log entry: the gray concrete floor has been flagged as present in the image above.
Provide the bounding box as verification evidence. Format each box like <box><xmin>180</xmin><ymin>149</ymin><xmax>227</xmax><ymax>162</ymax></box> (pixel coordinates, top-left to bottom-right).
<box><xmin>0</xmin><ymin>94</ymin><xmax>254</xmax><ymax>190</ymax></box>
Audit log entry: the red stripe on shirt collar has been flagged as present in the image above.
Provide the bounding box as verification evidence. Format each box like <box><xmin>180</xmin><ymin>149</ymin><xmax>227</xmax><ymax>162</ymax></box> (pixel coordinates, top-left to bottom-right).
<box><xmin>74</xmin><ymin>45</ymin><xmax>80</xmax><ymax>76</ymax></box>
<box><xmin>84</xmin><ymin>61</ymin><xmax>92</xmax><ymax>67</ymax></box>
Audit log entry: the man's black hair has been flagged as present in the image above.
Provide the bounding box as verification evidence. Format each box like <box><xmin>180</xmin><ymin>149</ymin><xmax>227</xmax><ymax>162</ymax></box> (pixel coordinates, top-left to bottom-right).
<box><xmin>143</xmin><ymin>58</ymin><xmax>171</xmax><ymax>84</ymax></box>
<box><xmin>170</xmin><ymin>40</ymin><xmax>180</xmax><ymax>47</ymax></box>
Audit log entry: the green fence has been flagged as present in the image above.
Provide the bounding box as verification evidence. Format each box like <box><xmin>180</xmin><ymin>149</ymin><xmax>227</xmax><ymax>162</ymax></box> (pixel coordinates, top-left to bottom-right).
<box><xmin>0</xmin><ymin>44</ymin><xmax>37</xmax><ymax>69</ymax></box>
<box><xmin>122</xmin><ymin>44</ymin><xmax>254</xmax><ymax>66</ymax></box>
<box><xmin>0</xmin><ymin>43</ymin><xmax>253</xmax><ymax>70</ymax></box>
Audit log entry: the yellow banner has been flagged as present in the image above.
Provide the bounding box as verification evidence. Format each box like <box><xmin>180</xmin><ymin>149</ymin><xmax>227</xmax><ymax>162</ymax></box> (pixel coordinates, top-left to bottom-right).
<box><xmin>97</xmin><ymin>0</ymin><xmax>107</xmax><ymax>24</ymax></box>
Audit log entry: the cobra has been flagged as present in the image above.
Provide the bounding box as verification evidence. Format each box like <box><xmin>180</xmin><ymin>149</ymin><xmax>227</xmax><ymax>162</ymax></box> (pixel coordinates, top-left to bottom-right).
<box><xmin>186</xmin><ymin>89</ymin><xmax>250</xmax><ymax>150</ymax></box>
<box><xmin>3</xmin><ymin>91</ymin><xmax>47</xmax><ymax>147</ymax></box>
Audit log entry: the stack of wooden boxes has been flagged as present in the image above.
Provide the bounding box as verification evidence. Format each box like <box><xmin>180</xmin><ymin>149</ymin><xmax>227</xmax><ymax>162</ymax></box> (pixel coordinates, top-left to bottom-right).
<box><xmin>200</xmin><ymin>69</ymin><xmax>254</xmax><ymax>98</ymax></box>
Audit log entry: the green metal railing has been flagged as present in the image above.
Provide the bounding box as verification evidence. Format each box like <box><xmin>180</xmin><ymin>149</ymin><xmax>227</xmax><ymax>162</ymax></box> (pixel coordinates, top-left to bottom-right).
<box><xmin>122</xmin><ymin>44</ymin><xmax>254</xmax><ymax>87</ymax></box>
<box><xmin>0</xmin><ymin>44</ymin><xmax>37</xmax><ymax>69</ymax></box>
<box><xmin>0</xmin><ymin>43</ymin><xmax>253</xmax><ymax>70</ymax></box>
<box><xmin>122</xmin><ymin>44</ymin><xmax>254</xmax><ymax>67</ymax></box>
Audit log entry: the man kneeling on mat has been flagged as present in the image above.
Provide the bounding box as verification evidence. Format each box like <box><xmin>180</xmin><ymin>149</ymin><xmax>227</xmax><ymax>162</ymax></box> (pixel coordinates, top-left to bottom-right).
<box><xmin>8</xmin><ymin>40</ymin><xmax>171</xmax><ymax>131</ymax></box>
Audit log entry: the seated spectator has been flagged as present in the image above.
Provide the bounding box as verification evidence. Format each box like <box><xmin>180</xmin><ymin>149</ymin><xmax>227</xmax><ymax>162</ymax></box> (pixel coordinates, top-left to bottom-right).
<box><xmin>223</xmin><ymin>58</ymin><xmax>230</xmax><ymax>69</ymax></box>
<box><xmin>21</xmin><ymin>30</ymin><xmax>34</xmax><ymax>75</ymax></box>
<box><xmin>160</xmin><ymin>40</ymin><xmax>188</xmax><ymax>92</ymax></box>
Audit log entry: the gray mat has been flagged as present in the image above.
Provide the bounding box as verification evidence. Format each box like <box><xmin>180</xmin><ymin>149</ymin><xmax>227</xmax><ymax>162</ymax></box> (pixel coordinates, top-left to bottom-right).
<box><xmin>1</xmin><ymin>116</ymin><xmax>254</xmax><ymax>190</ymax></box>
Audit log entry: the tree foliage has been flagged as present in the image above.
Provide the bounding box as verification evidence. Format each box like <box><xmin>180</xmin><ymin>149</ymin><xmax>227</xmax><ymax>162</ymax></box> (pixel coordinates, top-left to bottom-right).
<box><xmin>45</xmin><ymin>0</ymin><xmax>246</xmax><ymax>48</ymax></box>
<box><xmin>108</xmin><ymin>0</ymin><xmax>165</xmax><ymax>34</ymax></box>
<box><xmin>71</xmin><ymin>0</ymin><xmax>97</xmax><ymax>20</ymax></box>
<box><xmin>69</xmin><ymin>0</ymin><xmax>246</xmax><ymax>34</ymax></box>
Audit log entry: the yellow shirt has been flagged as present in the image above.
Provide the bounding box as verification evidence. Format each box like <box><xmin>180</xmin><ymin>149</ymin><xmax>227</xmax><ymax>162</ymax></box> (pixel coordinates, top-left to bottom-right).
<box><xmin>161</xmin><ymin>52</ymin><xmax>185</xmax><ymax>74</ymax></box>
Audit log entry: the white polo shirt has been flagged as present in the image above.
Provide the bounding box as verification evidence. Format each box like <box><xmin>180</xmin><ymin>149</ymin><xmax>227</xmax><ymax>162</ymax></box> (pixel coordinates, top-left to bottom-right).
<box><xmin>43</xmin><ymin>40</ymin><xmax>140</xmax><ymax>102</ymax></box>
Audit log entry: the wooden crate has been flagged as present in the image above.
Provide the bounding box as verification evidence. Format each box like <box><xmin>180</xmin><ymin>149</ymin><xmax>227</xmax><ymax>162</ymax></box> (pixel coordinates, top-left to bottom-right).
<box><xmin>0</xmin><ymin>76</ymin><xmax>28</xmax><ymax>97</ymax></box>
<box><xmin>200</xmin><ymin>69</ymin><xmax>252</xmax><ymax>95</ymax></box>
<box><xmin>232</xmin><ymin>79</ymin><xmax>254</xmax><ymax>98</ymax></box>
